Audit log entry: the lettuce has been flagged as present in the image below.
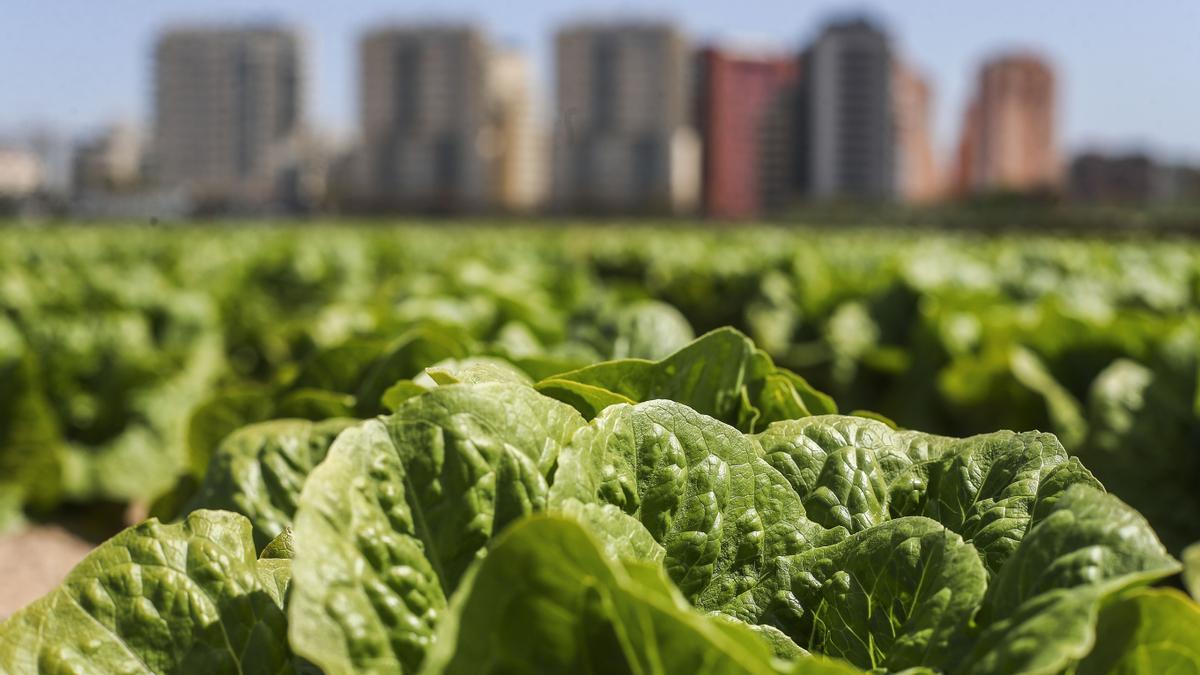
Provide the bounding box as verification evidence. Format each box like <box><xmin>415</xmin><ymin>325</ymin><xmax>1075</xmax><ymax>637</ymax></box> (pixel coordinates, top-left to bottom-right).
<box><xmin>1</xmin><ymin>330</ymin><xmax>1194</xmax><ymax>674</ymax></box>
<box><xmin>0</xmin><ymin>511</ymin><xmax>295</xmax><ymax>673</ymax></box>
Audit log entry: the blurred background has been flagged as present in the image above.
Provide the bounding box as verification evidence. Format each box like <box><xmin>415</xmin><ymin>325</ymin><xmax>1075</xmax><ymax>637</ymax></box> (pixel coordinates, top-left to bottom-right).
<box><xmin>2</xmin><ymin>1</ymin><xmax>1199</xmax><ymax>619</ymax></box>
<box><xmin>0</xmin><ymin>1</ymin><xmax>1197</xmax><ymax>224</ymax></box>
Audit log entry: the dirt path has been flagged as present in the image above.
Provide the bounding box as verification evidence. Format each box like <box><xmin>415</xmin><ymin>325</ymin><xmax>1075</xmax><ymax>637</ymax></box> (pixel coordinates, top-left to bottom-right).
<box><xmin>0</xmin><ymin>526</ymin><xmax>95</xmax><ymax>619</ymax></box>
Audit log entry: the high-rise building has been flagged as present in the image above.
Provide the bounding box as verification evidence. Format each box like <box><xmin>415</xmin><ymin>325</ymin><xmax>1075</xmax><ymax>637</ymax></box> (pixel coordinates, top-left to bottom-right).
<box><xmin>487</xmin><ymin>50</ymin><xmax>544</xmax><ymax>211</ymax></box>
<box><xmin>359</xmin><ymin>25</ymin><xmax>487</xmax><ymax>211</ymax></box>
<box><xmin>804</xmin><ymin>19</ymin><xmax>895</xmax><ymax>200</ymax></box>
<box><xmin>699</xmin><ymin>47</ymin><xmax>800</xmax><ymax>219</ymax></box>
<box><xmin>954</xmin><ymin>53</ymin><xmax>1057</xmax><ymax>193</ymax></box>
<box><xmin>553</xmin><ymin>22</ymin><xmax>699</xmax><ymax>214</ymax></box>
<box><xmin>358</xmin><ymin>25</ymin><xmax>541</xmax><ymax>212</ymax></box>
<box><xmin>153</xmin><ymin>26</ymin><xmax>304</xmax><ymax>209</ymax></box>
<box><xmin>950</xmin><ymin>99</ymin><xmax>980</xmax><ymax>197</ymax></box>
<box><xmin>892</xmin><ymin>62</ymin><xmax>940</xmax><ymax>203</ymax></box>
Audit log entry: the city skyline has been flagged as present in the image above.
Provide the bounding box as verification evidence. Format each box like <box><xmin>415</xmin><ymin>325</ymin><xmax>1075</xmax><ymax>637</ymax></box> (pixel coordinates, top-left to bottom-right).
<box><xmin>8</xmin><ymin>16</ymin><xmax>1196</xmax><ymax>216</ymax></box>
<box><xmin>130</xmin><ymin>18</ymin><xmax>944</xmax><ymax>215</ymax></box>
<box><xmin>1</xmin><ymin>1</ymin><xmax>1199</xmax><ymax>163</ymax></box>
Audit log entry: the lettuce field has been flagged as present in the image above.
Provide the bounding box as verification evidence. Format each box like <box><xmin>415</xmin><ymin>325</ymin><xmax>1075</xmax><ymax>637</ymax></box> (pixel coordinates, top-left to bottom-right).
<box><xmin>1</xmin><ymin>224</ymin><xmax>1199</xmax><ymax>673</ymax></box>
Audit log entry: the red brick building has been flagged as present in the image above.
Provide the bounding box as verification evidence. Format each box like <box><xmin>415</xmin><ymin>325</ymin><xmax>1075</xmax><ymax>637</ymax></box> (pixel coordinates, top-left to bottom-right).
<box><xmin>699</xmin><ymin>48</ymin><xmax>799</xmax><ymax>219</ymax></box>
<box><xmin>953</xmin><ymin>53</ymin><xmax>1058</xmax><ymax>194</ymax></box>
<box><xmin>893</xmin><ymin>62</ymin><xmax>941</xmax><ymax>203</ymax></box>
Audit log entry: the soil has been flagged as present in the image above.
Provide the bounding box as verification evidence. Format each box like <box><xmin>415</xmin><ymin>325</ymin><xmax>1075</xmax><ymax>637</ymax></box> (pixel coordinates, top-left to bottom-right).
<box><xmin>0</xmin><ymin>526</ymin><xmax>95</xmax><ymax>619</ymax></box>
<box><xmin>0</xmin><ymin>502</ymin><xmax>142</xmax><ymax>619</ymax></box>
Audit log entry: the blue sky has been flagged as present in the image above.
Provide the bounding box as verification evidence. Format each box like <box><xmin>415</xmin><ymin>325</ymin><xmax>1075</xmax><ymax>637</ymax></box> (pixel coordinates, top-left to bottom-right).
<box><xmin>2</xmin><ymin>1</ymin><xmax>1197</xmax><ymax>162</ymax></box>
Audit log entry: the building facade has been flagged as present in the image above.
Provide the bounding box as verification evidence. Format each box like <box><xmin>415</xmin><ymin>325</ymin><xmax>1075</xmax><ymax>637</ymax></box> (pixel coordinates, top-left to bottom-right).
<box><xmin>699</xmin><ymin>48</ymin><xmax>800</xmax><ymax>219</ymax></box>
<box><xmin>892</xmin><ymin>63</ymin><xmax>940</xmax><ymax>203</ymax></box>
<box><xmin>487</xmin><ymin>50</ymin><xmax>544</xmax><ymax>211</ymax></box>
<box><xmin>553</xmin><ymin>22</ymin><xmax>699</xmax><ymax>214</ymax></box>
<box><xmin>1156</xmin><ymin>164</ymin><xmax>1200</xmax><ymax>204</ymax></box>
<box><xmin>804</xmin><ymin>20</ymin><xmax>895</xmax><ymax>200</ymax></box>
<box><xmin>73</xmin><ymin>123</ymin><xmax>144</xmax><ymax>196</ymax></box>
<box><xmin>359</xmin><ymin>26</ymin><xmax>488</xmax><ymax>211</ymax></box>
<box><xmin>955</xmin><ymin>53</ymin><xmax>1057</xmax><ymax>193</ymax></box>
<box><xmin>0</xmin><ymin>150</ymin><xmax>43</xmax><ymax>197</ymax></box>
<box><xmin>1070</xmin><ymin>152</ymin><xmax>1200</xmax><ymax>205</ymax></box>
<box><xmin>153</xmin><ymin>26</ymin><xmax>303</xmax><ymax>209</ymax></box>
<box><xmin>358</xmin><ymin>25</ymin><xmax>541</xmax><ymax>212</ymax></box>
<box><xmin>1069</xmin><ymin>153</ymin><xmax>1156</xmax><ymax>204</ymax></box>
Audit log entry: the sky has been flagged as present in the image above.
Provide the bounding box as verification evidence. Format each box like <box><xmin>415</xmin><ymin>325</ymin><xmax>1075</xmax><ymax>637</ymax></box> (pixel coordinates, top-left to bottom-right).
<box><xmin>1</xmin><ymin>1</ymin><xmax>1198</xmax><ymax>163</ymax></box>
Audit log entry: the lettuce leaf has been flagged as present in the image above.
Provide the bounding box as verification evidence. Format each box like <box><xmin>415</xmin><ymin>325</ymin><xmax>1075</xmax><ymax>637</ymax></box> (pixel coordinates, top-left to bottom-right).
<box><xmin>0</xmin><ymin>510</ymin><xmax>294</xmax><ymax>674</ymax></box>
<box><xmin>419</xmin><ymin>515</ymin><xmax>861</xmax><ymax>675</ymax></box>
<box><xmin>537</xmin><ymin>328</ymin><xmax>836</xmax><ymax>432</ymax></box>
<box><xmin>288</xmin><ymin>383</ymin><xmax>585</xmax><ymax>673</ymax></box>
